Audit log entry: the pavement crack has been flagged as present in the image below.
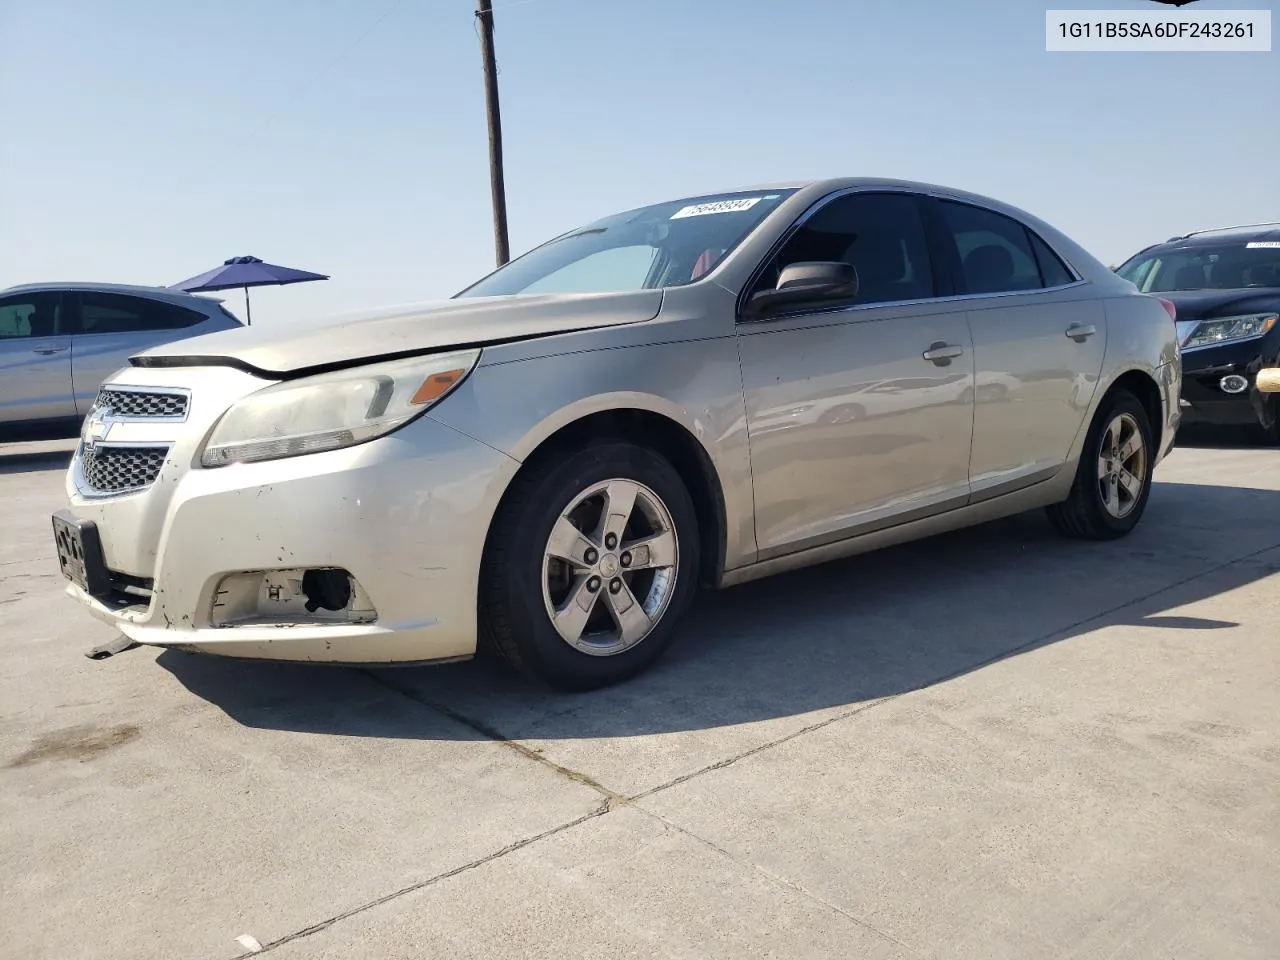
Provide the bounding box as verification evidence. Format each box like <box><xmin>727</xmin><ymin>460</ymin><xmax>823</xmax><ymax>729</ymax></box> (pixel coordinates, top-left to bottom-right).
<box><xmin>632</xmin><ymin>698</ymin><xmax>890</xmax><ymax>803</ymax></box>
<box><xmin>241</xmin><ymin>800</ymin><xmax>613</xmax><ymax>957</ymax></box>
<box><xmin>362</xmin><ymin>670</ymin><xmax>627</xmax><ymax>806</ymax></box>
<box><xmin>638</xmin><ymin>808</ymin><xmax>923</xmax><ymax>957</ymax></box>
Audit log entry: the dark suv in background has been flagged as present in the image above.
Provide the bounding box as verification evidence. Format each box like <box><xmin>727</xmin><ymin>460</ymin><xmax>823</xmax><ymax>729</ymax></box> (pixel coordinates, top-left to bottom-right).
<box><xmin>1116</xmin><ymin>223</ymin><xmax>1280</xmax><ymax>443</ymax></box>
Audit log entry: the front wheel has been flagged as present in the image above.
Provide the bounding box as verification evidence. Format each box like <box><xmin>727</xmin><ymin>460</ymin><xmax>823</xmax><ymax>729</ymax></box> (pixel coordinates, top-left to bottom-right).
<box><xmin>1047</xmin><ymin>389</ymin><xmax>1155</xmax><ymax>540</ymax></box>
<box><xmin>480</xmin><ymin>441</ymin><xmax>700</xmax><ymax>691</ymax></box>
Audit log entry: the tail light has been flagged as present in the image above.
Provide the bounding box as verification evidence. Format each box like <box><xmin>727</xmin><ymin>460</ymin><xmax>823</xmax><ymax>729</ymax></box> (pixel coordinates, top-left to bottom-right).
<box><xmin>1157</xmin><ymin>298</ymin><xmax>1177</xmax><ymax>323</ymax></box>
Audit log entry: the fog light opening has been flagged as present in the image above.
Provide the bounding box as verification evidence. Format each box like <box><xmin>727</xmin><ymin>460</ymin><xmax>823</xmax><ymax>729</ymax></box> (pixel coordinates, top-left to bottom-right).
<box><xmin>211</xmin><ymin>568</ymin><xmax>377</xmax><ymax>627</ymax></box>
<box><xmin>1220</xmin><ymin>374</ymin><xmax>1249</xmax><ymax>395</ymax></box>
<box><xmin>302</xmin><ymin>569</ymin><xmax>353</xmax><ymax>613</ymax></box>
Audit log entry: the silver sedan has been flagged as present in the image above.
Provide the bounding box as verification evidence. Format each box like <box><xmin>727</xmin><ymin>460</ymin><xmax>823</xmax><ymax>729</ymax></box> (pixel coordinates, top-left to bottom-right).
<box><xmin>53</xmin><ymin>179</ymin><xmax>1181</xmax><ymax>689</ymax></box>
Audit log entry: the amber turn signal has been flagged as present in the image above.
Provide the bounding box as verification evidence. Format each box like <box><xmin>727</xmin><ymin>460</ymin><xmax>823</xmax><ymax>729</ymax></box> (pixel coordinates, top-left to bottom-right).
<box><xmin>410</xmin><ymin>368</ymin><xmax>468</xmax><ymax>405</ymax></box>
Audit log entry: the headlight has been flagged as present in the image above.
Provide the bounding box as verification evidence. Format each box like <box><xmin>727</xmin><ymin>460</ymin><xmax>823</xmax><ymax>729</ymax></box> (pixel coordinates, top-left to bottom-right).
<box><xmin>201</xmin><ymin>349</ymin><xmax>479</xmax><ymax>467</ymax></box>
<box><xmin>1182</xmin><ymin>313</ymin><xmax>1278</xmax><ymax>350</ymax></box>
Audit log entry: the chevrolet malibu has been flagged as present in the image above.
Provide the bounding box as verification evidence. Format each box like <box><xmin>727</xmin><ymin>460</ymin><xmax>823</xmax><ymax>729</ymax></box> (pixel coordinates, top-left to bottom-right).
<box><xmin>54</xmin><ymin>179</ymin><xmax>1181</xmax><ymax>690</ymax></box>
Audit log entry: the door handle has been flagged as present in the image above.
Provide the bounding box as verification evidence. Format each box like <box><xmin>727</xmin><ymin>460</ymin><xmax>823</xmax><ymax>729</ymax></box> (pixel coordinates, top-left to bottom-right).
<box><xmin>33</xmin><ymin>346</ymin><xmax>70</xmax><ymax>355</ymax></box>
<box><xmin>1065</xmin><ymin>324</ymin><xmax>1097</xmax><ymax>342</ymax></box>
<box><xmin>922</xmin><ymin>342</ymin><xmax>964</xmax><ymax>365</ymax></box>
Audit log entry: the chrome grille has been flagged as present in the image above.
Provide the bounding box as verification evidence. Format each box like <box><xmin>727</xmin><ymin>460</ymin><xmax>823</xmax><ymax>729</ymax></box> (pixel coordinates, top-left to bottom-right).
<box><xmin>96</xmin><ymin>388</ymin><xmax>188</xmax><ymax>419</ymax></box>
<box><xmin>80</xmin><ymin>445</ymin><xmax>169</xmax><ymax>494</ymax></box>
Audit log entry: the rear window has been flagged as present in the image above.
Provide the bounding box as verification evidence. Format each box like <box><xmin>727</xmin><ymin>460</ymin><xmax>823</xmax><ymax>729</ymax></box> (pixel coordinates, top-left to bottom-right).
<box><xmin>75</xmin><ymin>292</ymin><xmax>208</xmax><ymax>334</ymax></box>
<box><xmin>1117</xmin><ymin>242</ymin><xmax>1280</xmax><ymax>292</ymax></box>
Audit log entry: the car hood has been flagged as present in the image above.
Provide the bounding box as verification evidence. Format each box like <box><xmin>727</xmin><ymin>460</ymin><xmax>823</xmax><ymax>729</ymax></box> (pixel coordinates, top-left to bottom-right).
<box><xmin>1162</xmin><ymin>288</ymin><xmax>1280</xmax><ymax>321</ymax></box>
<box><xmin>130</xmin><ymin>289</ymin><xmax>665</xmax><ymax>377</ymax></box>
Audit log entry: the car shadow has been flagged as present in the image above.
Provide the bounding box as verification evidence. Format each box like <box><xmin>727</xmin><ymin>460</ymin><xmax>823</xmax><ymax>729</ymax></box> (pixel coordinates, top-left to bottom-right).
<box><xmin>157</xmin><ymin>481</ymin><xmax>1280</xmax><ymax>745</ymax></box>
<box><xmin>0</xmin><ymin>444</ymin><xmax>76</xmax><ymax>476</ymax></box>
<box><xmin>1175</xmin><ymin>423</ymin><xmax>1273</xmax><ymax>450</ymax></box>
<box><xmin>0</xmin><ymin>420</ymin><xmax>81</xmax><ymax>444</ymax></box>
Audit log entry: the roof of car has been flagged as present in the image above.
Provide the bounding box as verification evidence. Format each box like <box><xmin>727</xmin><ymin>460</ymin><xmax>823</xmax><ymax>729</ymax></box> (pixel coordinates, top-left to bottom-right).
<box><xmin>0</xmin><ymin>281</ymin><xmax>225</xmax><ymax>304</ymax></box>
<box><xmin>1161</xmin><ymin>223</ymin><xmax>1280</xmax><ymax>246</ymax></box>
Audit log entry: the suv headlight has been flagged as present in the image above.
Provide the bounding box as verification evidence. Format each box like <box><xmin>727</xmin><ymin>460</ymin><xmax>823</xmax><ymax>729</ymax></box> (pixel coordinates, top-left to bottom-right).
<box><xmin>1182</xmin><ymin>313</ymin><xmax>1278</xmax><ymax>350</ymax></box>
<box><xmin>201</xmin><ymin>349</ymin><xmax>480</xmax><ymax>467</ymax></box>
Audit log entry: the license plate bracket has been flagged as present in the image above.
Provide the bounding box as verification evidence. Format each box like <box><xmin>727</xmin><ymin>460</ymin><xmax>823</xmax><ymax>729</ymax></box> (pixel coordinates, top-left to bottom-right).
<box><xmin>52</xmin><ymin>510</ymin><xmax>111</xmax><ymax>597</ymax></box>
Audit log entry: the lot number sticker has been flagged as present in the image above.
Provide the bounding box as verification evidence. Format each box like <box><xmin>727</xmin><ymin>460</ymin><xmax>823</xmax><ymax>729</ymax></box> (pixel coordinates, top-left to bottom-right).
<box><xmin>671</xmin><ymin>197</ymin><xmax>763</xmax><ymax>219</ymax></box>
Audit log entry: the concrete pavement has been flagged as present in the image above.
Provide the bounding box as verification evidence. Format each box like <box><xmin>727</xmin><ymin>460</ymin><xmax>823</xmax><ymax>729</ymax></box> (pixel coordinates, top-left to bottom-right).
<box><xmin>1</xmin><ymin>435</ymin><xmax>1277</xmax><ymax>959</ymax></box>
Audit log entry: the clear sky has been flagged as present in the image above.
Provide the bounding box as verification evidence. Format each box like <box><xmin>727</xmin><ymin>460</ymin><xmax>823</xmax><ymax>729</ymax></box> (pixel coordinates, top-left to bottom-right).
<box><xmin>2</xmin><ymin>0</ymin><xmax>1277</xmax><ymax>325</ymax></box>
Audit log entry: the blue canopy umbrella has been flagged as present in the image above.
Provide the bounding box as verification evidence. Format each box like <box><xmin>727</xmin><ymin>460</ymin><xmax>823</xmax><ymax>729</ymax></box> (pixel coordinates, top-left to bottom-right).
<box><xmin>171</xmin><ymin>255</ymin><xmax>329</xmax><ymax>325</ymax></box>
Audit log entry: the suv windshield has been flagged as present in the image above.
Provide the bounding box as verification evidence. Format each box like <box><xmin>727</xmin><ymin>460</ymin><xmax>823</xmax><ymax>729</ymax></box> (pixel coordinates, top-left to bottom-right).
<box><xmin>1117</xmin><ymin>241</ymin><xmax>1280</xmax><ymax>292</ymax></box>
<box><xmin>455</xmin><ymin>189</ymin><xmax>797</xmax><ymax>298</ymax></box>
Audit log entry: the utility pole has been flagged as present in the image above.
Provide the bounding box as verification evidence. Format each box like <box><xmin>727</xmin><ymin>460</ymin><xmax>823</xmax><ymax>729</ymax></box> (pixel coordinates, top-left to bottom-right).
<box><xmin>476</xmin><ymin>0</ymin><xmax>510</xmax><ymax>266</ymax></box>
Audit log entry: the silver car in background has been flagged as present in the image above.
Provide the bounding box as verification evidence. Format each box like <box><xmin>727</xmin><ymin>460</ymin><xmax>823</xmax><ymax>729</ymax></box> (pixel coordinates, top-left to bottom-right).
<box><xmin>0</xmin><ymin>282</ymin><xmax>242</xmax><ymax>434</ymax></box>
<box><xmin>53</xmin><ymin>179</ymin><xmax>1180</xmax><ymax>690</ymax></box>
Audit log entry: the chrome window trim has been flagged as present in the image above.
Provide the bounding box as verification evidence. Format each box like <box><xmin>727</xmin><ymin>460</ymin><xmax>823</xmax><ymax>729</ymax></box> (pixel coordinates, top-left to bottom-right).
<box><xmin>739</xmin><ymin>280</ymin><xmax>1090</xmax><ymax>327</ymax></box>
<box><xmin>735</xmin><ymin>184</ymin><xmax>1087</xmax><ymax>324</ymax></box>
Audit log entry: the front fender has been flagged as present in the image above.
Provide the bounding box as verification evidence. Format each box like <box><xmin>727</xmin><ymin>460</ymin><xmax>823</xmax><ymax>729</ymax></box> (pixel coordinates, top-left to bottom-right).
<box><xmin>428</xmin><ymin>338</ymin><xmax>758</xmax><ymax>571</ymax></box>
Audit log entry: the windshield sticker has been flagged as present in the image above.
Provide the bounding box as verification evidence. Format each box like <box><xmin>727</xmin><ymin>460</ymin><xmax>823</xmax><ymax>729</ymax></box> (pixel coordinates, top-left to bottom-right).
<box><xmin>1246</xmin><ymin>241</ymin><xmax>1280</xmax><ymax>249</ymax></box>
<box><xmin>670</xmin><ymin>197</ymin><xmax>764</xmax><ymax>219</ymax></box>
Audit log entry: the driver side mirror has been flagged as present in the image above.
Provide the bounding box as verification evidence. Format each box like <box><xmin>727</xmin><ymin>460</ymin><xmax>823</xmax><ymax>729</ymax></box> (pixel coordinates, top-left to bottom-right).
<box><xmin>744</xmin><ymin>261</ymin><xmax>859</xmax><ymax>318</ymax></box>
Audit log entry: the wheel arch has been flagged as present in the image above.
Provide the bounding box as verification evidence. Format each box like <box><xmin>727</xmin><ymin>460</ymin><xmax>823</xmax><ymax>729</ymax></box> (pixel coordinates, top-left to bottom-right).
<box><xmin>482</xmin><ymin>404</ymin><xmax>730</xmax><ymax>589</ymax></box>
<box><xmin>1102</xmin><ymin>367</ymin><xmax>1165</xmax><ymax>453</ymax></box>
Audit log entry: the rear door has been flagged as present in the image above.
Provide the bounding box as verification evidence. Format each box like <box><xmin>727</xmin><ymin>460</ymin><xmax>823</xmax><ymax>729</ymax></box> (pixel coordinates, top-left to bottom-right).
<box><xmin>737</xmin><ymin>191</ymin><xmax>976</xmax><ymax>558</ymax></box>
<box><xmin>928</xmin><ymin>198</ymin><xmax>1107</xmax><ymax>499</ymax></box>
<box><xmin>0</xmin><ymin>291</ymin><xmax>76</xmax><ymax>425</ymax></box>
<box><xmin>68</xmin><ymin>292</ymin><xmax>215</xmax><ymax>414</ymax></box>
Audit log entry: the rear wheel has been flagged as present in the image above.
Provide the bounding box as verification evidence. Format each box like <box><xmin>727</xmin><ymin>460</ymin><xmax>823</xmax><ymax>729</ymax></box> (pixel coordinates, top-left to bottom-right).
<box><xmin>480</xmin><ymin>441</ymin><xmax>699</xmax><ymax>690</ymax></box>
<box><xmin>1047</xmin><ymin>390</ymin><xmax>1154</xmax><ymax>540</ymax></box>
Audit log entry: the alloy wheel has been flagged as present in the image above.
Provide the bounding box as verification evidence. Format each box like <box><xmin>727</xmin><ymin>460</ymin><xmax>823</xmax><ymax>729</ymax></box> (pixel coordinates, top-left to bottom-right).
<box><xmin>1096</xmin><ymin>412</ymin><xmax>1146</xmax><ymax>519</ymax></box>
<box><xmin>541</xmin><ymin>478</ymin><xmax>679</xmax><ymax>657</ymax></box>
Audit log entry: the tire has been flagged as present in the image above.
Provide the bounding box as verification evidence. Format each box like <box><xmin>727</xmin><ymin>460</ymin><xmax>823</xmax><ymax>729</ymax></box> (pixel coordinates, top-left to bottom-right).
<box><xmin>1046</xmin><ymin>389</ymin><xmax>1155</xmax><ymax>540</ymax></box>
<box><xmin>480</xmin><ymin>440</ymin><xmax>700</xmax><ymax>691</ymax></box>
<box><xmin>1258</xmin><ymin>396</ymin><xmax>1280</xmax><ymax>446</ymax></box>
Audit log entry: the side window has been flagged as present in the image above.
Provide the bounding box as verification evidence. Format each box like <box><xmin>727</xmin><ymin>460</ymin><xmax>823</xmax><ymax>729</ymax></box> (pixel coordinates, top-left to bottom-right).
<box><xmin>1029</xmin><ymin>232</ymin><xmax>1076</xmax><ymax>287</ymax></box>
<box><xmin>76</xmin><ymin>293</ymin><xmax>205</xmax><ymax>335</ymax></box>
<box><xmin>0</xmin><ymin>293</ymin><xmax>62</xmax><ymax>339</ymax></box>
<box><xmin>937</xmin><ymin>201</ymin><xmax>1044</xmax><ymax>295</ymax></box>
<box><xmin>756</xmin><ymin>193</ymin><xmax>934</xmax><ymax>306</ymax></box>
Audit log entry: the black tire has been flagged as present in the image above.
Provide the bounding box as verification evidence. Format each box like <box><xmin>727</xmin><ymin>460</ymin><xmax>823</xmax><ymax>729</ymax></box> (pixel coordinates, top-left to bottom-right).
<box><xmin>1046</xmin><ymin>389</ymin><xmax>1155</xmax><ymax>540</ymax></box>
<box><xmin>479</xmin><ymin>440</ymin><xmax>700</xmax><ymax>691</ymax></box>
<box><xmin>1258</xmin><ymin>396</ymin><xmax>1280</xmax><ymax>446</ymax></box>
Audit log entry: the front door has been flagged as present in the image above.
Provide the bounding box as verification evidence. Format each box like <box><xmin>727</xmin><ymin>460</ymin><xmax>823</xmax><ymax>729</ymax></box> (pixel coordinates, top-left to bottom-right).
<box><xmin>0</xmin><ymin>291</ymin><xmax>76</xmax><ymax>425</ymax></box>
<box><xmin>737</xmin><ymin>191</ymin><xmax>976</xmax><ymax>558</ymax></box>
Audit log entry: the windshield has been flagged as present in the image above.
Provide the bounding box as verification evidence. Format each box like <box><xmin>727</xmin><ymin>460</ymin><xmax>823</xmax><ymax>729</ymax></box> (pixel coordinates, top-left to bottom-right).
<box><xmin>1116</xmin><ymin>241</ymin><xmax>1280</xmax><ymax>292</ymax></box>
<box><xmin>455</xmin><ymin>189</ymin><xmax>797</xmax><ymax>298</ymax></box>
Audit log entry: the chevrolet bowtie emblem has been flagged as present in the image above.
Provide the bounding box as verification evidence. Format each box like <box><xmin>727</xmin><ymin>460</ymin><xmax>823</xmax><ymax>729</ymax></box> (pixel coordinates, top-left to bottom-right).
<box><xmin>83</xmin><ymin>406</ymin><xmax>115</xmax><ymax>453</ymax></box>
